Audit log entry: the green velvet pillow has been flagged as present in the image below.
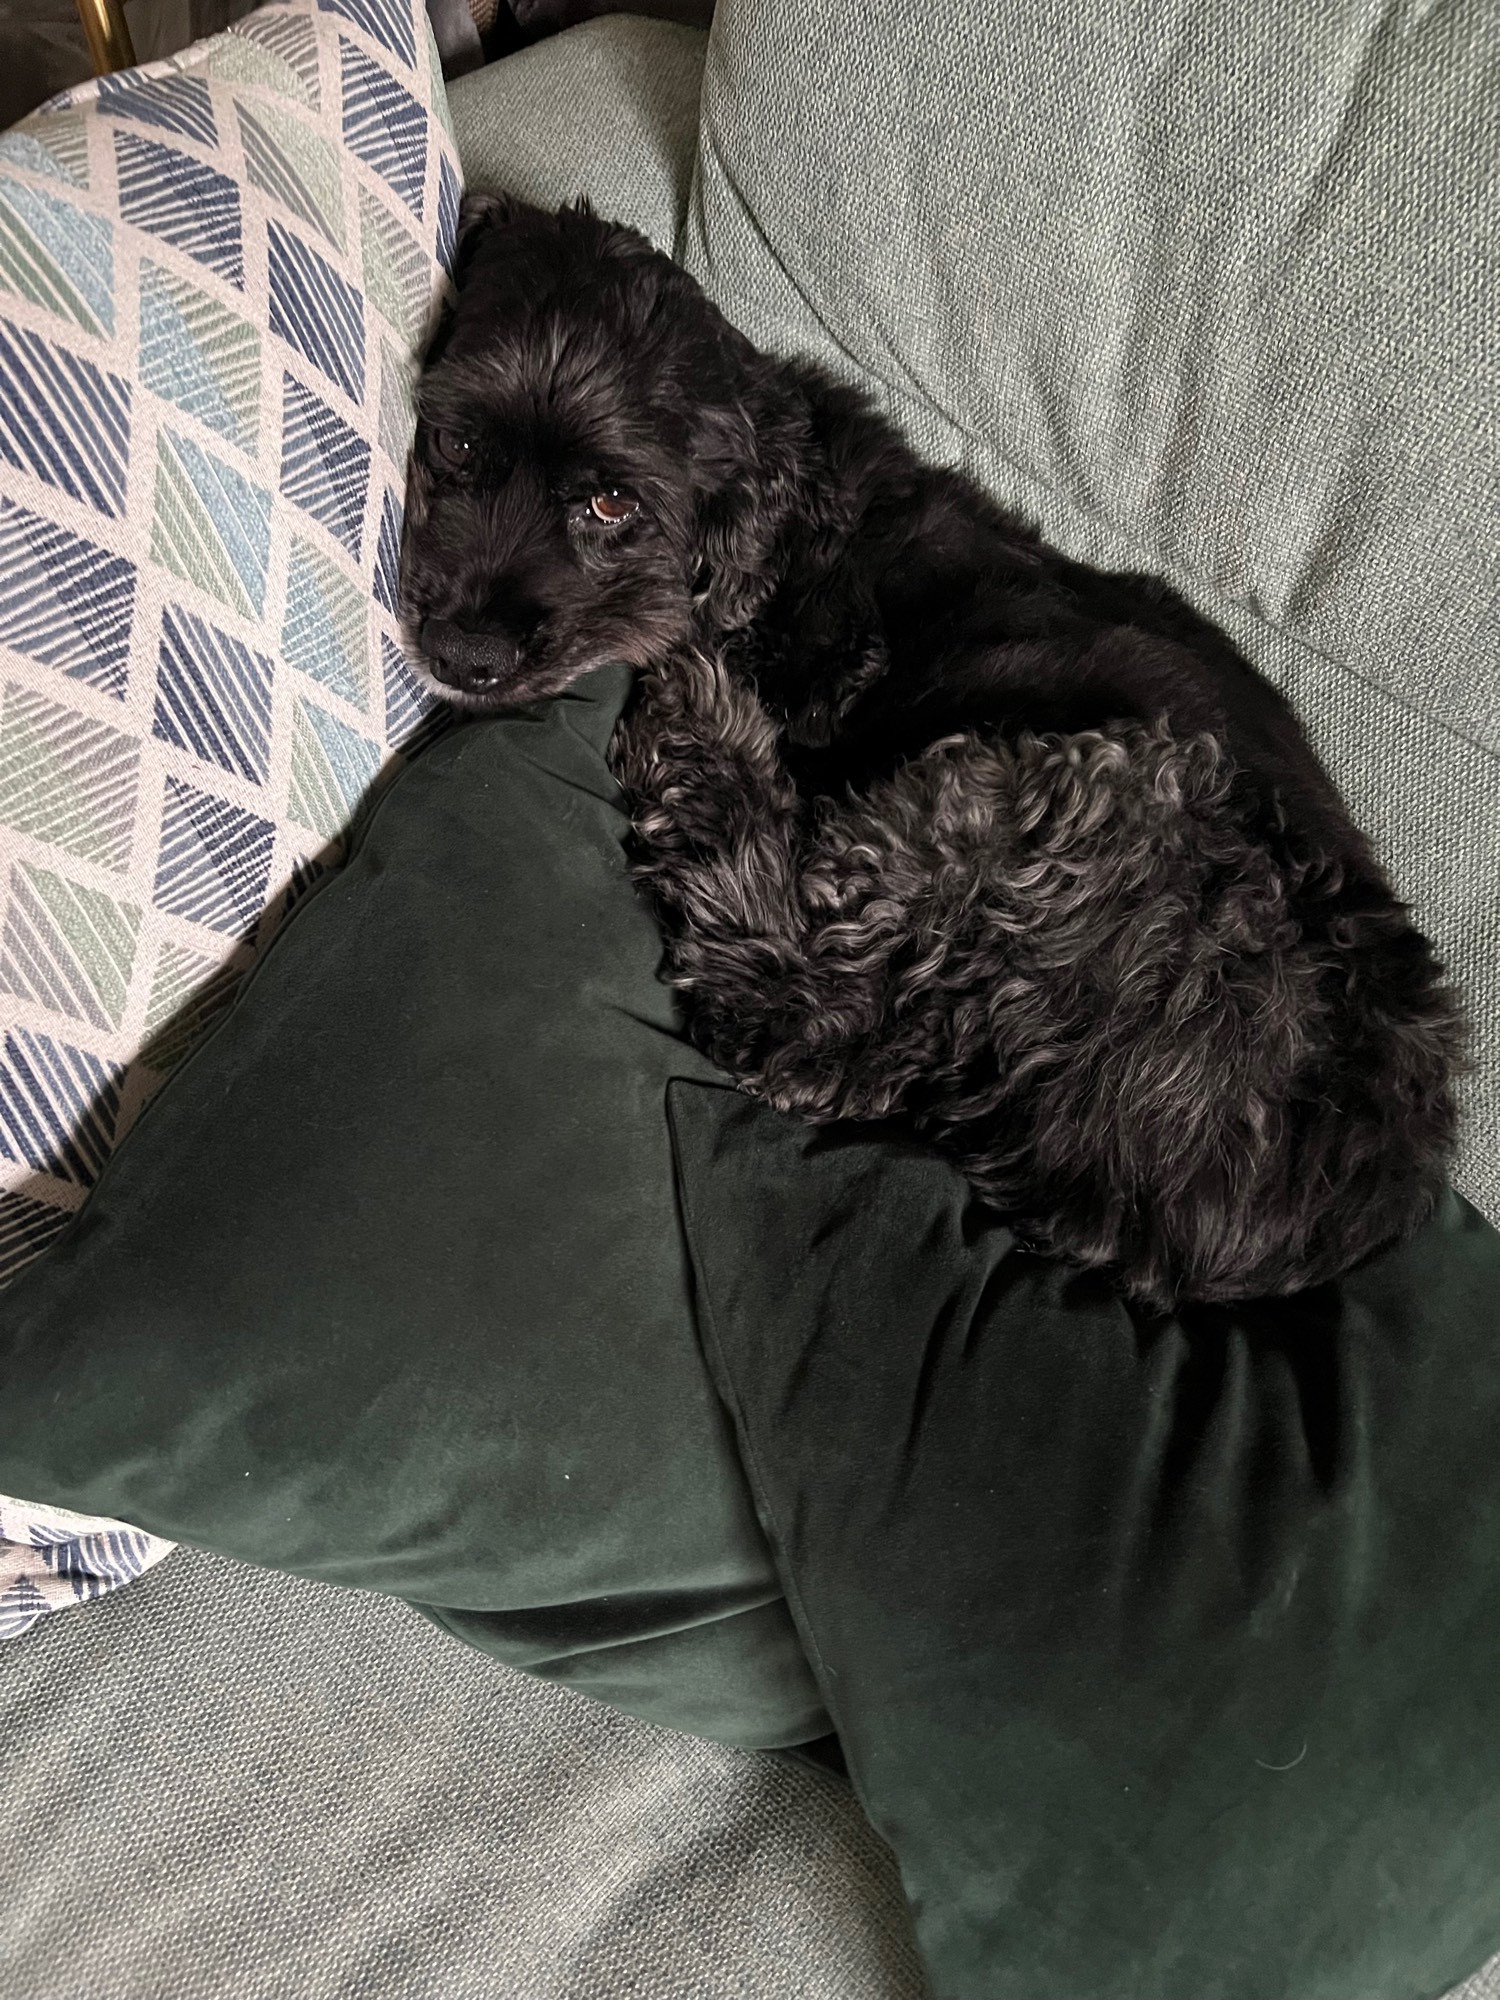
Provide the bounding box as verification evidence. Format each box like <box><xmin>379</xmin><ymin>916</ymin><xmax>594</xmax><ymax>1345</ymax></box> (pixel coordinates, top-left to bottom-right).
<box><xmin>0</xmin><ymin>666</ymin><xmax>828</xmax><ymax>1752</ymax></box>
<box><xmin>668</xmin><ymin>1081</ymin><xmax>1500</xmax><ymax>1999</ymax></box>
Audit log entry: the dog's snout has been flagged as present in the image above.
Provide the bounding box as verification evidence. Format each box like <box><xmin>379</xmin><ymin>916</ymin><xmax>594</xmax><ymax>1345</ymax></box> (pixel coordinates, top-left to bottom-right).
<box><xmin>420</xmin><ymin>616</ymin><xmax>521</xmax><ymax>692</ymax></box>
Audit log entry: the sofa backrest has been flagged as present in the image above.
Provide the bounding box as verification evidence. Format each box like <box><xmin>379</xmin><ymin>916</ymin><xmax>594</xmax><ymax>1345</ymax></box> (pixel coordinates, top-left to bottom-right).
<box><xmin>682</xmin><ymin>0</ymin><xmax>1500</xmax><ymax>1216</ymax></box>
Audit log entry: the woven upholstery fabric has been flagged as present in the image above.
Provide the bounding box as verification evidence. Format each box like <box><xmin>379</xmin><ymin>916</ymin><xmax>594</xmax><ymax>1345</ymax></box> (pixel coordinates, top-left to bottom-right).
<box><xmin>447</xmin><ymin>15</ymin><xmax>706</xmax><ymax>253</ymax></box>
<box><xmin>684</xmin><ymin>0</ymin><xmax>1500</xmax><ymax>1220</ymax></box>
<box><xmin>0</xmin><ymin>1544</ymin><xmax>928</xmax><ymax>2000</ymax></box>
<box><xmin>0</xmin><ymin>0</ymin><xmax>460</xmax><ymax>1283</ymax></box>
<box><xmin>1462</xmin><ymin>1960</ymin><xmax>1500</xmax><ymax>2000</ymax></box>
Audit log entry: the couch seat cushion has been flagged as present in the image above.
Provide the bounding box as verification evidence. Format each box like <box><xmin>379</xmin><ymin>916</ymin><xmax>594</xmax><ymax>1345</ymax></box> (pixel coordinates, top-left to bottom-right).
<box><xmin>682</xmin><ymin>0</ymin><xmax>1500</xmax><ymax>1220</ymax></box>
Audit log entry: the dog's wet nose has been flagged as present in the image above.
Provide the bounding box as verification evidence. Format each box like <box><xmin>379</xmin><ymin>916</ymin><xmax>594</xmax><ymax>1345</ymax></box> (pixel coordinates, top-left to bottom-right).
<box><xmin>420</xmin><ymin>616</ymin><xmax>513</xmax><ymax>692</ymax></box>
<box><xmin>426</xmin><ymin>654</ymin><xmax>471</xmax><ymax>690</ymax></box>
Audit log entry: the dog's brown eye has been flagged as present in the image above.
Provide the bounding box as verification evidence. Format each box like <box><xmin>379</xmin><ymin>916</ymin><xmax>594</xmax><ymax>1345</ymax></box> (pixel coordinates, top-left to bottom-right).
<box><xmin>589</xmin><ymin>490</ymin><xmax>638</xmax><ymax>524</ymax></box>
<box><xmin>431</xmin><ymin>429</ymin><xmax>473</xmax><ymax>470</ymax></box>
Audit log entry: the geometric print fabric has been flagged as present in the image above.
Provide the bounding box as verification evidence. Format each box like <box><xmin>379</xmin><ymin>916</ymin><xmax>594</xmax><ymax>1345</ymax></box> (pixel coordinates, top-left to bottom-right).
<box><xmin>0</xmin><ymin>1491</ymin><xmax>175</xmax><ymax>1640</ymax></box>
<box><xmin>0</xmin><ymin>0</ymin><xmax>458</xmax><ymax>1281</ymax></box>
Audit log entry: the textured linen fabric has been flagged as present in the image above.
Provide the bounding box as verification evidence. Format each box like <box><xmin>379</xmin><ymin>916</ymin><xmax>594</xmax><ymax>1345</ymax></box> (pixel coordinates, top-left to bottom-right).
<box><xmin>0</xmin><ymin>0</ymin><xmax>461</xmax><ymax>1294</ymax></box>
<box><xmin>683</xmin><ymin>0</ymin><xmax>1500</xmax><ymax>1219</ymax></box>
<box><xmin>0</xmin><ymin>664</ymin><xmax>828</xmax><ymax>1749</ymax></box>
<box><xmin>0</xmin><ymin>1544</ymin><xmax>929</xmax><ymax>2000</ymax></box>
<box><xmin>446</xmin><ymin>14</ymin><xmax>707</xmax><ymax>252</ymax></box>
<box><xmin>670</xmin><ymin>1081</ymin><xmax>1500</xmax><ymax>2000</ymax></box>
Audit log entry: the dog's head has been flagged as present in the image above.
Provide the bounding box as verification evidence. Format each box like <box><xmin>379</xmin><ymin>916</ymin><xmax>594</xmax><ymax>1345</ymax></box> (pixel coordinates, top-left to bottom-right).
<box><xmin>399</xmin><ymin>195</ymin><xmax>805</xmax><ymax>710</ymax></box>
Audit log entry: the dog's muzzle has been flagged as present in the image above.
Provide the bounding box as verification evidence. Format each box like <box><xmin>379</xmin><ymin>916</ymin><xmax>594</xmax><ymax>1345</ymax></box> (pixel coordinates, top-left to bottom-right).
<box><xmin>419</xmin><ymin>617</ymin><xmax>523</xmax><ymax>696</ymax></box>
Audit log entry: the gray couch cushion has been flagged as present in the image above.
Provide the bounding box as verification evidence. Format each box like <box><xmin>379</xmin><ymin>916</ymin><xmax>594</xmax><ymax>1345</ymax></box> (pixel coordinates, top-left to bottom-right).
<box><xmin>683</xmin><ymin>0</ymin><xmax>1500</xmax><ymax>1219</ymax></box>
<box><xmin>448</xmin><ymin>15</ymin><xmax>707</xmax><ymax>252</ymax></box>
<box><xmin>1</xmin><ymin>1545</ymin><xmax>927</xmax><ymax>2000</ymax></box>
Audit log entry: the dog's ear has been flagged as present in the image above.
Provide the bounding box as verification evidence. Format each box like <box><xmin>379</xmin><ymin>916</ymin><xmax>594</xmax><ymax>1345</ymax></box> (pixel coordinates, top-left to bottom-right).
<box><xmin>420</xmin><ymin>197</ymin><xmax>516</xmax><ymax>370</ymax></box>
<box><xmin>690</xmin><ymin>351</ymin><xmax>807</xmax><ymax>630</ymax></box>
<box><xmin>452</xmin><ymin>190</ymin><xmax>517</xmax><ymax>281</ymax></box>
<box><xmin>694</xmin><ymin>459</ymin><xmax>791</xmax><ymax>630</ymax></box>
<box><xmin>421</xmin><ymin>191</ymin><xmax>522</xmax><ymax>368</ymax></box>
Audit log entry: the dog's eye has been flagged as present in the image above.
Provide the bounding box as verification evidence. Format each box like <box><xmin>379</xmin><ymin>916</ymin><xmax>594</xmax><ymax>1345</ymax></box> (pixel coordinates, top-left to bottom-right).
<box><xmin>431</xmin><ymin>428</ymin><xmax>474</xmax><ymax>471</ymax></box>
<box><xmin>589</xmin><ymin>490</ymin><xmax>639</xmax><ymax>524</ymax></box>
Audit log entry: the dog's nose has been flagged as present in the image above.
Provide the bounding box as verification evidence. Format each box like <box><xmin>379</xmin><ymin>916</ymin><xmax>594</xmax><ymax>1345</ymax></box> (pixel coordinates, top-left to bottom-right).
<box><xmin>420</xmin><ymin>617</ymin><xmax>520</xmax><ymax>692</ymax></box>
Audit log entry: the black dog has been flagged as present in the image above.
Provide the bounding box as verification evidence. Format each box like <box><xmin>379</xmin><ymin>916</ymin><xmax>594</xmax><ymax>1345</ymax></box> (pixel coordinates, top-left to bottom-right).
<box><xmin>400</xmin><ymin>195</ymin><xmax>1464</xmax><ymax>1309</ymax></box>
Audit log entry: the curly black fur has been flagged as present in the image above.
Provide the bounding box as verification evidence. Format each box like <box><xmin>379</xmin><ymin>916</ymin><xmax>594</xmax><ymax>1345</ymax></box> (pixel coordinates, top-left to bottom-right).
<box><xmin>400</xmin><ymin>195</ymin><xmax>1465</xmax><ymax>1308</ymax></box>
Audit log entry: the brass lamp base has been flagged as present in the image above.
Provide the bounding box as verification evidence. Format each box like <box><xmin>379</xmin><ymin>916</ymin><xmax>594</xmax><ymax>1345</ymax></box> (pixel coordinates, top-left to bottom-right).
<box><xmin>74</xmin><ymin>0</ymin><xmax>137</xmax><ymax>75</ymax></box>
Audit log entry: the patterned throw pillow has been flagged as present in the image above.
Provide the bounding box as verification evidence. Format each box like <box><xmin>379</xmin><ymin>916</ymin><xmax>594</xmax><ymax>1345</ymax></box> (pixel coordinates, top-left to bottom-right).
<box><xmin>0</xmin><ymin>0</ymin><xmax>460</xmax><ymax>1287</ymax></box>
<box><xmin>0</xmin><ymin>1491</ymin><xmax>172</xmax><ymax>1639</ymax></box>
